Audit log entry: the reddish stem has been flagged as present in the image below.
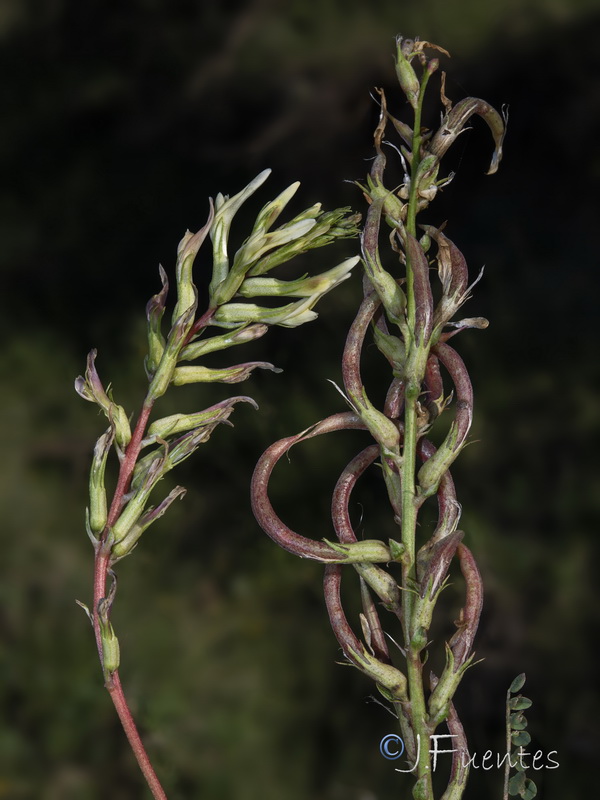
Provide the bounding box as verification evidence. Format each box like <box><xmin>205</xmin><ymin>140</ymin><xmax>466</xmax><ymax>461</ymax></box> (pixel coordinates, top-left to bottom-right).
<box><xmin>91</xmin><ymin>399</ymin><xmax>167</xmax><ymax>799</ymax></box>
<box><xmin>106</xmin><ymin>402</ymin><xmax>154</xmax><ymax>530</ymax></box>
<box><xmin>93</xmin><ymin>402</ymin><xmax>154</xmax><ymax>653</ymax></box>
<box><xmin>108</xmin><ymin>672</ymin><xmax>168</xmax><ymax>800</ymax></box>
<box><xmin>183</xmin><ymin>307</ymin><xmax>215</xmax><ymax>346</ymax></box>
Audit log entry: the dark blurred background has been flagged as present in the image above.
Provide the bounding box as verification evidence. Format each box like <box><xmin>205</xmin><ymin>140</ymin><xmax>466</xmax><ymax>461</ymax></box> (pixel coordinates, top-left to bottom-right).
<box><xmin>1</xmin><ymin>1</ymin><xmax>599</xmax><ymax>798</ymax></box>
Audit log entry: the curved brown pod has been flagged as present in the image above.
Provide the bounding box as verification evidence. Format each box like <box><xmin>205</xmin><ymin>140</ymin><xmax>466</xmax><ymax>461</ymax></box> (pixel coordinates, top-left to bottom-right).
<box><xmin>331</xmin><ymin>445</ymin><xmax>402</xmax><ymax>613</ymax></box>
<box><xmin>423</xmin><ymin>354</ymin><xmax>444</xmax><ymax>422</ymax></box>
<box><xmin>430</xmin><ymin>672</ymin><xmax>470</xmax><ymax>797</ymax></box>
<box><xmin>428</xmin><ymin>97</ymin><xmax>506</xmax><ymax>175</ymax></box>
<box><xmin>384</xmin><ymin>377</ymin><xmax>405</xmax><ymax>419</ymax></box>
<box><xmin>251</xmin><ymin>412</ymin><xmax>369</xmax><ymax>562</ymax></box>
<box><xmin>433</xmin><ymin>342</ymin><xmax>473</xmax><ymax>454</ymax></box>
<box><xmin>324</xmin><ymin>564</ymin><xmax>366</xmax><ymax>661</ymax></box>
<box><xmin>449</xmin><ymin>543</ymin><xmax>484</xmax><ymax>666</ymax></box>
<box><xmin>342</xmin><ymin>292</ymin><xmax>381</xmax><ymax>403</ymax></box>
<box><xmin>324</xmin><ymin>564</ymin><xmax>408</xmax><ymax>699</ymax></box>
<box><xmin>331</xmin><ymin>446</ymin><xmax>380</xmax><ymax>546</ymax></box>
<box><xmin>342</xmin><ymin>291</ymin><xmax>401</xmax><ymax>451</ymax></box>
<box><xmin>359</xmin><ymin>577</ymin><xmax>392</xmax><ymax>664</ymax></box>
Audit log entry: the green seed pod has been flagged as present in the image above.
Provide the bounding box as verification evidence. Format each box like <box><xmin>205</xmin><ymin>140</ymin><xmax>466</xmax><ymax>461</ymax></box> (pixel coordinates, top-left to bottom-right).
<box><xmin>172</xmin><ymin>361</ymin><xmax>281</xmax><ymax>386</ymax></box>
<box><xmin>88</xmin><ymin>428</ymin><xmax>113</xmax><ymax>535</ymax></box>
<box><xmin>172</xmin><ymin>204</ymin><xmax>213</xmax><ymax>325</ymax></box>
<box><xmin>323</xmin><ymin>538</ymin><xmax>392</xmax><ymax>564</ymax></box>
<box><xmin>147</xmin><ymin>396</ymin><xmax>257</xmax><ymax>440</ymax></box>
<box><xmin>414</xmin><ymin>154</ymin><xmax>440</xmax><ymax>203</ymax></box>
<box><xmin>209</xmin><ymin>169</ymin><xmax>272</xmax><ymax>299</ymax></box>
<box><xmin>111</xmin><ymin>486</ymin><xmax>187</xmax><ymax>560</ymax></box>
<box><xmin>395</xmin><ymin>37</ymin><xmax>420</xmax><ymax>109</ymax></box>
<box><xmin>417</xmin><ymin>421</ymin><xmax>460</xmax><ymax>497</ymax></box>
<box><xmin>147</xmin><ymin>301</ymin><xmax>197</xmax><ymax>400</ymax></box>
<box><xmin>427</xmin><ymin>643</ymin><xmax>472</xmax><ymax>725</ymax></box>
<box><xmin>357</xmin><ymin>391</ymin><xmax>401</xmax><ymax>452</ymax></box>
<box><xmin>355</xmin><ymin>647</ymin><xmax>408</xmax><ymax>700</ymax></box>
<box><xmin>252</xmin><ymin>181</ymin><xmax>302</xmax><ymax>233</ymax></box>
<box><xmin>111</xmin><ymin>458</ymin><xmax>165</xmax><ymax>543</ymax></box>
<box><xmin>97</xmin><ymin>595</ymin><xmax>120</xmax><ymax>676</ymax></box>
<box><xmin>212</xmin><ymin>218</ymin><xmax>318</xmax><ymax>306</ymax></box>
<box><xmin>101</xmin><ymin>621</ymin><xmax>120</xmax><ymax>675</ymax></box>
<box><xmin>239</xmin><ymin>256</ymin><xmax>358</xmax><ymax>299</ymax></box>
<box><xmin>372</xmin><ymin>324</ymin><xmax>405</xmax><ymax>372</ymax></box>
<box><xmin>179</xmin><ymin>324</ymin><xmax>268</xmax><ymax>361</ymax></box>
<box><xmin>354</xmin><ymin>563</ymin><xmax>401</xmax><ymax>609</ymax></box>
<box><xmin>214</xmin><ymin>296</ymin><xmax>323</xmax><ymax>328</ymax></box>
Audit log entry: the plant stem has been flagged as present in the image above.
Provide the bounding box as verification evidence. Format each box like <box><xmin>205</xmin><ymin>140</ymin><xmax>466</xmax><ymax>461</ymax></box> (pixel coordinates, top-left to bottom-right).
<box><xmin>400</xmin><ymin>67</ymin><xmax>436</xmax><ymax>797</ymax></box>
<box><xmin>184</xmin><ymin>307</ymin><xmax>215</xmax><ymax>345</ymax></box>
<box><xmin>106</xmin><ymin>402</ymin><xmax>155</xmax><ymax>529</ymax></box>
<box><xmin>402</xmin><ymin>380</ymin><xmax>434</xmax><ymax>796</ymax></box>
<box><xmin>406</xmin><ymin>67</ymin><xmax>431</xmax><ymax>239</ymax></box>
<box><xmin>91</xmin><ymin>397</ymin><xmax>168</xmax><ymax>799</ymax></box>
<box><xmin>108</xmin><ymin>672</ymin><xmax>168</xmax><ymax>800</ymax></box>
<box><xmin>93</xmin><ymin>401</ymin><xmax>154</xmax><ymax>655</ymax></box>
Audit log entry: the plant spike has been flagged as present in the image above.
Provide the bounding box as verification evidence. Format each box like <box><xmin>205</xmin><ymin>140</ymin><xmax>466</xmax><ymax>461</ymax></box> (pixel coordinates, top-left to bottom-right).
<box><xmin>252</xmin><ymin>35</ymin><xmax>506</xmax><ymax>800</ymax></box>
<box><xmin>76</xmin><ymin>172</ymin><xmax>361</xmax><ymax>798</ymax></box>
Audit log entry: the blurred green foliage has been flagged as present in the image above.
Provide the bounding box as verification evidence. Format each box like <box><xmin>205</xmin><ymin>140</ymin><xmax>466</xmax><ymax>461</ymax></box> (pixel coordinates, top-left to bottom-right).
<box><xmin>2</xmin><ymin>1</ymin><xmax>599</xmax><ymax>798</ymax></box>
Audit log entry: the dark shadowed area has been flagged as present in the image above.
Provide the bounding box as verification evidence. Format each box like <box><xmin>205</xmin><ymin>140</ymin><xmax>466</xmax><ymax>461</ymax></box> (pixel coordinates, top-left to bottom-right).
<box><xmin>1</xmin><ymin>1</ymin><xmax>599</xmax><ymax>798</ymax></box>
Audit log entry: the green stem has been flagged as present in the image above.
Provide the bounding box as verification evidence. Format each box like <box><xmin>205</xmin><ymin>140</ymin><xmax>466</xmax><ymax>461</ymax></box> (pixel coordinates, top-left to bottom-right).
<box><xmin>406</xmin><ymin>67</ymin><xmax>433</xmax><ymax>237</ymax></box>
<box><xmin>401</xmin><ymin>383</ymin><xmax>419</xmax><ymax>598</ymax></box>
<box><xmin>407</xmin><ymin>653</ymin><xmax>433</xmax><ymax>795</ymax></box>
<box><xmin>402</xmin><ymin>380</ymin><xmax>433</xmax><ymax>797</ymax></box>
<box><xmin>401</xmin><ymin>65</ymin><xmax>436</xmax><ymax>799</ymax></box>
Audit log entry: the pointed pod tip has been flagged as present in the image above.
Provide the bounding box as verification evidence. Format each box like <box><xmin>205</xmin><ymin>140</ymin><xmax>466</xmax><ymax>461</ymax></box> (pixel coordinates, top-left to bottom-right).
<box><xmin>228</xmin><ymin>395</ymin><xmax>260</xmax><ymax>412</ymax></box>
